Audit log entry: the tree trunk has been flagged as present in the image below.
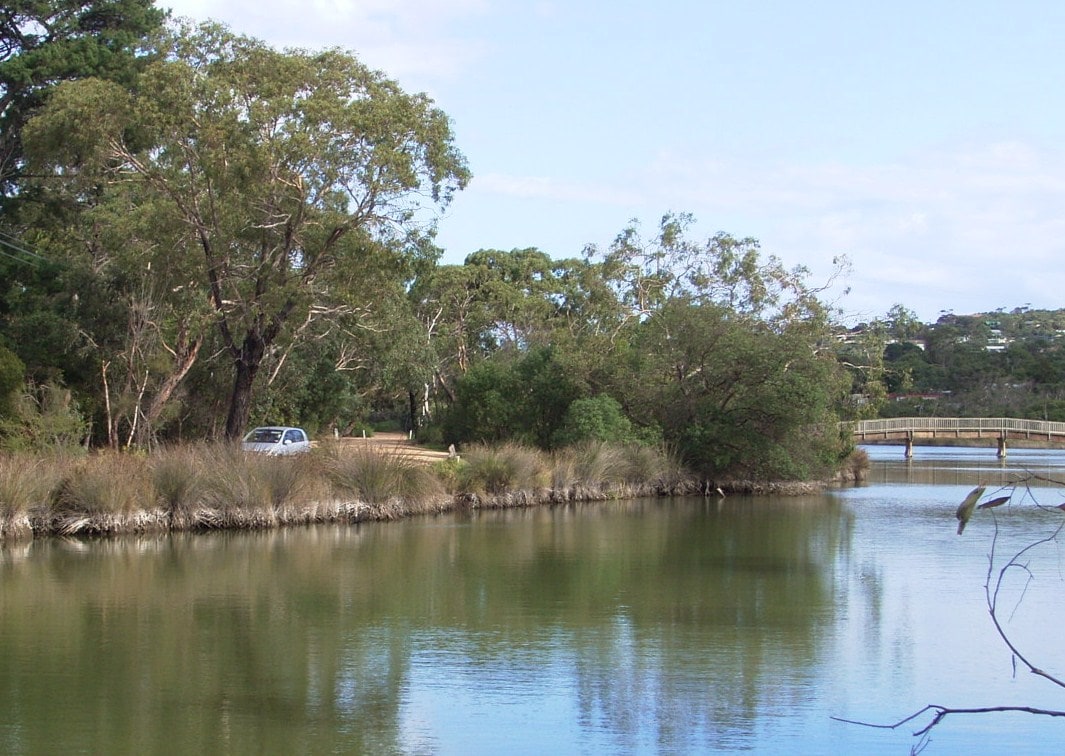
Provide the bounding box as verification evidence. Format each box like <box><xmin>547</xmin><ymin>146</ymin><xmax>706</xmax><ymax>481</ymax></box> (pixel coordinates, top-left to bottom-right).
<box><xmin>134</xmin><ymin>334</ymin><xmax>203</xmax><ymax>448</ymax></box>
<box><xmin>224</xmin><ymin>333</ymin><xmax>266</xmax><ymax>440</ymax></box>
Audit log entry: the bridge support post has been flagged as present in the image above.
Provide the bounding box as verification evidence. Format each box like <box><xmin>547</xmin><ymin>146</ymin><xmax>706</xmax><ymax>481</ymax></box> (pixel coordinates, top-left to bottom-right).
<box><xmin>997</xmin><ymin>435</ymin><xmax>1007</xmax><ymax>459</ymax></box>
<box><xmin>904</xmin><ymin>432</ymin><xmax>913</xmax><ymax>459</ymax></box>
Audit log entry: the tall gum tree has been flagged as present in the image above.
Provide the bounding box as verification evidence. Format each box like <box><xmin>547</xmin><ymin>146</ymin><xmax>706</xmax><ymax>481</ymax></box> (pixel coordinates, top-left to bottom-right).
<box><xmin>24</xmin><ymin>21</ymin><xmax>469</xmax><ymax>439</ymax></box>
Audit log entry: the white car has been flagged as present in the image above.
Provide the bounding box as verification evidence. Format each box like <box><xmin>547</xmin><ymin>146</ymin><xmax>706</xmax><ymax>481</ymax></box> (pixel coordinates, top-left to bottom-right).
<box><xmin>242</xmin><ymin>426</ymin><xmax>311</xmax><ymax>455</ymax></box>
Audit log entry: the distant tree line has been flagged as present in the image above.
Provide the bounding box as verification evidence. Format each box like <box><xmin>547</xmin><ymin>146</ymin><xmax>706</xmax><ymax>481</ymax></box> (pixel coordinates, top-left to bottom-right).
<box><xmin>0</xmin><ymin>2</ymin><xmax>853</xmax><ymax>481</ymax></box>
<box><xmin>838</xmin><ymin>305</ymin><xmax>1065</xmax><ymax>421</ymax></box>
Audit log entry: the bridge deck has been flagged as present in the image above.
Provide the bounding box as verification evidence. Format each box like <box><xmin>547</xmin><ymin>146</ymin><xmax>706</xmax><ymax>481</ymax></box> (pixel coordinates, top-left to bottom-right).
<box><xmin>845</xmin><ymin>418</ymin><xmax>1065</xmax><ymax>455</ymax></box>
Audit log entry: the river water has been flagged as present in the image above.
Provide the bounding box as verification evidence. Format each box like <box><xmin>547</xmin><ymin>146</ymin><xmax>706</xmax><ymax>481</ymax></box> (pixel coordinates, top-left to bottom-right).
<box><xmin>3</xmin><ymin>447</ymin><xmax>1065</xmax><ymax>754</ymax></box>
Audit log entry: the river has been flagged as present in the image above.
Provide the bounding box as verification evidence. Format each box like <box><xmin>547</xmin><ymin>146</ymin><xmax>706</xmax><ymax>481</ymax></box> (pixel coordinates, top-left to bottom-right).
<box><xmin>2</xmin><ymin>447</ymin><xmax>1065</xmax><ymax>754</ymax></box>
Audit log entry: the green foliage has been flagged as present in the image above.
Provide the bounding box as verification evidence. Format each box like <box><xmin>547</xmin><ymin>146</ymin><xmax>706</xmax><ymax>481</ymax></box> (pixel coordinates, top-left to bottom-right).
<box><xmin>23</xmin><ymin>20</ymin><xmax>470</xmax><ymax>440</ymax></box>
<box><xmin>0</xmin><ymin>380</ymin><xmax>87</xmax><ymax>451</ymax></box>
<box><xmin>440</xmin><ymin>359</ymin><xmax>520</xmax><ymax>444</ymax></box>
<box><xmin>440</xmin><ymin>346</ymin><xmax>582</xmax><ymax>448</ymax></box>
<box><xmin>552</xmin><ymin>395</ymin><xmax>635</xmax><ymax>447</ymax></box>
<box><xmin>0</xmin><ymin>345</ymin><xmax>25</xmax><ymax>418</ymax></box>
<box><xmin>0</xmin><ymin>0</ymin><xmax>165</xmax><ymax>199</ymax></box>
<box><xmin>430</xmin><ymin>456</ymin><xmax>466</xmax><ymax>494</ymax></box>
<box><xmin>628</xmin><ymin>300</ymin><xmax>847</xmax><ymax>480</ymax></box>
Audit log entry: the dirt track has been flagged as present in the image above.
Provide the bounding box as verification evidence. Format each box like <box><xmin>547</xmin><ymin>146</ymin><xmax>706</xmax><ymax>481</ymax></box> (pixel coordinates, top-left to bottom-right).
<box><xmin>331</xmin><ymin>432</ymin><xmax>451</xmax><ymax>464</ymax></box>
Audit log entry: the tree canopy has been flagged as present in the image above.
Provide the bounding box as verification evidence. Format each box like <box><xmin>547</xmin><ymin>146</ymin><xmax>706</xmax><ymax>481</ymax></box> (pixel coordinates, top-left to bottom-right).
<box><xmin>22</xmin><ymin>20</ymin><xmax>469</xmax><ymax>440</ymax></box>
<box><xmin>0</xmin><ymin>0</ymin><xmax>165</xmax><ymax>201</ymax></box>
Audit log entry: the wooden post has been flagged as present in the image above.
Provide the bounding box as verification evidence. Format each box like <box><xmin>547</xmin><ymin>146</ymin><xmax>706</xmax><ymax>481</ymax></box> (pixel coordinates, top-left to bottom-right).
<box><xmin>905</xmin><ymin>432</ymin><xmax>913</xmax><ymax>459</ymax></box>
<box><xmin>997</xmin><ymin>435</ymin><xmax>1007</xmax><ymax>459</ymax></box>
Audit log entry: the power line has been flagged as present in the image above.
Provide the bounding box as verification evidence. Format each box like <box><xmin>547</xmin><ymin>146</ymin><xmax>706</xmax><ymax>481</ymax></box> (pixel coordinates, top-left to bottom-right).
<box><xmin>0</xmin><ymin>229</ymin><xmax>50</xmax><ymax>267</ymax></box>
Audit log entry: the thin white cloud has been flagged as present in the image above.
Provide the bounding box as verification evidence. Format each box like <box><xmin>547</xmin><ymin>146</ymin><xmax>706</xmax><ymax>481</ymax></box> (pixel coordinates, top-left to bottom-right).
<box><xmin>625</xmin><ymin>140</ymin><xmax>1065</xmax><ymax>320</ymax></box>
<box><xmin>475</xmin><ymin>173</ymin><xmax>643</xmax><ymax>206</ymax></box>
<box><xmin>163</xmin><ymin>0</ymin><xmax>491</xmax><ymax>80</ymax></box>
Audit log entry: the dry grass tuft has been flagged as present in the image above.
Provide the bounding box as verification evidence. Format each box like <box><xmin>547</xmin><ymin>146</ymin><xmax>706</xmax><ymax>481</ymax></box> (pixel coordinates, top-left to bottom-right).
<box><xmin>457</xmin><ymin>443</ymin><xmax>547</xmax><ymax>495</ymax></box>
<box><xmin>151</xmin><ymin>444</ymin><xmax>206</xmax><ymax>521</ymax></box>
<box><xmin>48</xmin><ymin>453</ymin><xmax>153</xmax><ymax>534</ymax></box>
<box><xmin>550</xmin><ymin>441</ymin><xmax>688</xmax><ymax>497</ymax></box>
<box><xmin>326</xmin><ymin>446</ymin><xmax>444</xmax><ymax>510</ymax></box>
<box><xmin>840</xmin><ymin>447</ymin><xmax>871</xmax><ymax>482</ymax></box>
<box><xmin>0</xmin><ymin>454</ymin><xmax>62</xmax><ymax>538</ymax></box>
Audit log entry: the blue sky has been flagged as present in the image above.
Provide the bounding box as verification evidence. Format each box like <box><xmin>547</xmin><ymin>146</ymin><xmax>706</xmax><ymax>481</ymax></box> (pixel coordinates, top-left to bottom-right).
<box><xmin>163</xmin><ymin>1</ymin><xmax>1065</xmax><ymax>323</ymax></box>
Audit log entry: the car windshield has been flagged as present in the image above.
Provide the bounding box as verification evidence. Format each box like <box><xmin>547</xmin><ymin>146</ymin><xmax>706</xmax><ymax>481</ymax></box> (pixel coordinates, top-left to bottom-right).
<box><xmin>246</xmin><ymin>428</ymin><xmax>282</xmax><ymax>443</ymax></box>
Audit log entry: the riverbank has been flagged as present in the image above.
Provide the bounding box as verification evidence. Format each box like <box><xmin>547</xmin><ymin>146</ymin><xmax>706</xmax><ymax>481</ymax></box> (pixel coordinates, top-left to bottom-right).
<box><xmin>0</xmin><ymin>440</ymin><xmax>851</xmax><ymax>541</ymax></box>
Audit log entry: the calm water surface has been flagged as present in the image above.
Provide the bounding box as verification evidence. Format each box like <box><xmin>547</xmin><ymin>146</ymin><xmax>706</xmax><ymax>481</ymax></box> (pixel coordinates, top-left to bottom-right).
<box><xmin>3</xmin><ymin>446</ymin><xmax>1065</xmax><ymax>754</ymax></box>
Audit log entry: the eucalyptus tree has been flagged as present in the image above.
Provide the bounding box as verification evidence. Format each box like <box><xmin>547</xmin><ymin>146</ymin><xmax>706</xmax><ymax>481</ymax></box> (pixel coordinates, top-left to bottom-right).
<box><xmin>24</xmin><ymin>21</ymin><xmax>469</xmax><ymax>439</ymax></box>
<box><xmin>628</xmin><ymin>299</ymin><xmax>848</xmax><ymax>480</ymax></box>
<box><xmin>588</xmin><ymin>212</ymin><xmax>833</xmax><ymax>328</ymax></box>
<box><xmin>588</xmin><ymin>213</ymin><xmax>848</xmax><ymax>479</ymax></box>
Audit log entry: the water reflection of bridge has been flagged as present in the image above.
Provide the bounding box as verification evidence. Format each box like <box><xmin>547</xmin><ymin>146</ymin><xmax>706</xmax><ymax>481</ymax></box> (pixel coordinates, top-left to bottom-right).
<box><xmin>844</xmin><ymin>417</ymin><xmax>1065</xmax><ymax>458</ymax></box>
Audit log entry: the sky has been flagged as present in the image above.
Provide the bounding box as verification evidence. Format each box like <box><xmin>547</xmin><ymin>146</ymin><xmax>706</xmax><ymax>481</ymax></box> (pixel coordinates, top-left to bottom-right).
<box><xmin>161</xmin><ymin>0</ymin><xmax>1065</xmax><ymax>324</ymax></box>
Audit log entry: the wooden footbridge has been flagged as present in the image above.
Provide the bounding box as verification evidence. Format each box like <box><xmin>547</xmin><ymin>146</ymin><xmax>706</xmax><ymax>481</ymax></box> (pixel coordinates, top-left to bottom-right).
<box><xmin>845</xmin><ymin>417</ymin><xmax>1065</xmax><ymax>458</ymax></box>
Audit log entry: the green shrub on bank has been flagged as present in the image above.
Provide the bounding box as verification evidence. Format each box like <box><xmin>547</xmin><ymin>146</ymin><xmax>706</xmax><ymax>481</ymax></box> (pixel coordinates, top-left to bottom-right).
<box><xmin>431</xmin><ymin>456</ymin><xmax>466</xmax><ymax>494</ymax></box>
<box><xmin>0</xmin><ymin>381</ymin><xmax>87</xmax><ymax>453</ymax></box>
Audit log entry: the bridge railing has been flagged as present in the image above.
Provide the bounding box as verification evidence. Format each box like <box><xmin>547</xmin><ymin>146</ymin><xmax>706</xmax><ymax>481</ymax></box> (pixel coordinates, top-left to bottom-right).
<box><xmin>844</xmin><ymin>417</ymin><xmax>1065</xmax><ymax>438</ymax></box>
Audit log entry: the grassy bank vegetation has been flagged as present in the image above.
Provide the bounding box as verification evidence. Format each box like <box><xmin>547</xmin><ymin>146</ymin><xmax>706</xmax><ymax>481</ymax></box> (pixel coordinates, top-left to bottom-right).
<box><xmin>0</xmin><ymin>440</ymin><xmax>706</xmax><ymax>540</ymax></box>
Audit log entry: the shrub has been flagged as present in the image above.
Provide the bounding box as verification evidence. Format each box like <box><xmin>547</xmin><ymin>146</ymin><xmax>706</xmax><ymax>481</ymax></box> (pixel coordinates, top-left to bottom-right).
<box><xmin>552</xmin><ymin>395</ymin><xmax>635</xmax><ymax>448</ymax></box>
<box><xmin>0</xmin><ymin>346</ymin><xmax>24</xmax><ymax>420</ymax></box>
<box><xmin>431</xmin><ymin>456</ymin><xmax>466</xmax><ymax>494</ymax></box>
<box><xmin>841</xmin><ymin>447</ymin><xmax>870</xmax><ymax>482</ymax></box>
<box><xmin>0</xmin><ymin>381</ymin><xmax>87</xmax><ymax>453</ymax></box>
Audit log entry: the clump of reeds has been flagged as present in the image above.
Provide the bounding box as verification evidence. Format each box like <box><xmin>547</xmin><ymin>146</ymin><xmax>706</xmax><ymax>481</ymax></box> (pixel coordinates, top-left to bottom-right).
<box><xmin>620</xmin><ymin>442</ymin><xmax>688</xmax><ymax>492</ymax></box>
<box><xmin>325</xmin><ymin>446</ymin><xmax>444</xmax><ymax>517</ymax></box>
<box><xmin>197</xmin><ymin>445</ymin><xmax>287</xmax><ymax>528</ymax></box>
<box><xmin>569</xmin><ymin>441</ymin><xmax>627</xmax><ymax>488</ymax></box>
<box><xmin>457</xmin><ymin>443</ymin><xmax>547</xmax><ymax>496</ymax></box>
<box><xmin>0</xmin><ymin>454</ymin><xmax>55</xmax><ymax>539</ymax></box>
<box><xmin>549</xmin><ymin>441</ymin><xmax>687</xmax><ymax>498</ymax></box>
<box><xmin>49</xmin><ymin>453</ymin><xmax>154</xmax><ymax>534</ymax></box>
<box><xmin>840</xmin><ymin>447</ymin><xmax>870</xmax><ymax>482</ymax></box>
<box><xmin>150</xmin><ymin>444</ymin><xmax>206</xmax><ymax>526</ymax></box>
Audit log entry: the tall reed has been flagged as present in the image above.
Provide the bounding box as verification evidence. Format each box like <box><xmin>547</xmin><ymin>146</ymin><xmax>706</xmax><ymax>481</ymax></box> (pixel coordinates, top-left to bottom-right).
<box><xmin>550</xmin><ymin>441</ymin><xmax>688</xmax><ymax>497</ymax></box>
<box><xmin>197</xmin><ymin>445</ymin><xmax>283</xmax><ymax>527</ymax></box>
<box><xmin>151</xmin><ymin>444</ymin><xmax>205</xmax><ymax>525</ymax></box>
<box><xmin>0</xmin><ymin>455</ymin><xmax>57</xmax><ymax>538</ymax></box>
<box><xmin>49</xmin><ymin>453</ymin><xmax>154</xmax><ymax>534</ymax></box>
<box><xmin>326</xmin><ymin>447</ymin><xmax>444</xmax><ymax>516</ymax></box>
<box><xmin>457</xmin><ymin>443</ymin><xmax>547</xmax><ymax>495</ymax></box>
